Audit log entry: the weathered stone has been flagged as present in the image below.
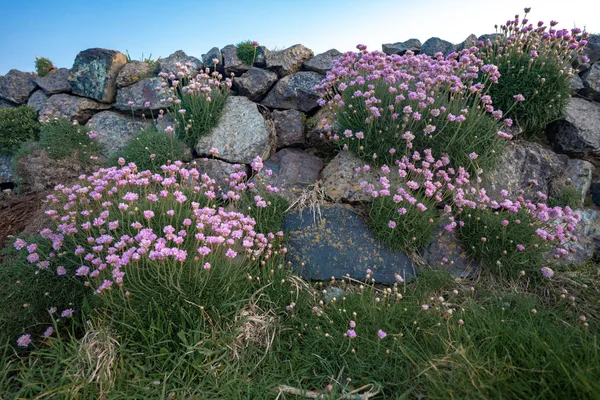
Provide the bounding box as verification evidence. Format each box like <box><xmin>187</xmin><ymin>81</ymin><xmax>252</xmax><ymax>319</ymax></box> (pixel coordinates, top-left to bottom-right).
<box><xmin>190</xmin><ymin>157</ymin><xmax>240</xmax><ymax>193</ymax></box>
<box><xmin>421</xmin><ymin>218</ymin><xmax>480</xmax><ymax>278</ymax></box>
<box><xmin>571</xmin><ymin>74</ymin><xmax>585</xmax><ymax>94</ymax></box>
<box><xmin>581</xmin><ymin>62</ymin><xmax>600</xmax><ymax>101</ymax></box>
<box><xmin>553</xmin><ymin>159</ymin><xmax>595</xmax><ymax>207</ymax></box>
<box><xmin>0</xmin><ymin>154</ymin><xmax>16</xmax><ymax>183</ymax></box>
<box><xmin>232</xmin><ymin>68</ymin><xmax>279</xmax><ymax>102</ymax></box>
<box><xmin>26</xmin><ymin>90</ymin><xmax>49</xmax><ymax>114</ymax></box>
<box><xmin>382</xmin><ymin>39</ymin><xmax>421</xmax><ymax>55</ymax></box>
<box><xmin>455</xmin><ymin>34</ymin><xmax>478</xmax><ymax>52</ymax></box>
<box><xmin>35</xmin><ymin>68</ymin><xmax>71</xmax><ymax>94</ymax></box>
<box><xmin>273</xmin><ymin>109</ymin><xmax>304</xmax><ymax>148</ymax></box>
<box><xmin>261</xmin><ymin>71</ymin><xmax>322</xmax><ymax>113</ymax></box>
<box><xmin>86</xmin><ymin>111</ymin><xmax>150</xmax><ymax>156</ymax></box>
<box><xmin>116</xmin><ymin>61</ymin><xmax>156</xmax><ymax>88</ymax></box>
<box><xmin>482</xmin><ymin>141</ymin><xmax>593</xmax><ymax>204</ymax></box>
<box><xmin>40</xmin><ymin>93</ymin><xmax>111</xmax><ymax>124</ymax></box>
<box><xmin>195</xmin><ymin>96</ymin><xmax>274</xmax><ymax>164</ymax></box>
<box><xmin>266</xmin><ymin>44</ymin><xmax>314</xmax><ymax>77</ymax></box>
<box><xmin>546</xmin><ymin>98</ymin><xmax>600</xmax><ymax>156</ymax></box>
<box><xmin>554</xmin><ymin>208</ymin><xmax>600</xmax><ymax>265</ymax></box>
<box><xmin>420</xmin><ymin>37</ymin><xmax>455</xmax><ymax>56</ymax></box>
<box><xmin>478</xmin><ymin>33</ymin><xmax>502</xmax><ymax>44</ymax></box>
<box><xmin>0</xmin><ymin>98</ymin><xmax>16</xmax><ymax>109</ymax></box>
<box><xmin>68</xmin><ymin>48</ymin><xmax>127</xmax><ymax>103</ymax></box>
<box><xmin>0</xmin><ymin>69</ymin><xmax>37</xmax><ymax>104</ymax></box>
<box><xmin>254</xmin><ymin>46</ymin><xmax>270</xmax><ymax>68</ymax></box>
<box><xmin>582</xmin><ymin>34</ymin><xmax>600</xmax><ymax>64</ymax></box>
<box><xmin>221</xmin><ymin>45</ymin><xmax>249</xmax><ymax>77</ymax></box>
<box><xmin>321</xmin><ymin>151</ymin><xmax>378</xmax><ymax>202</ymax></box>
<box><xmin>115</xmin><ymin>77</ymin><xmax>163</xmax><ymax>114</ymax></box>
<box><xmin>303</xmin><ymin>49</ymin><xmax>342</xmax><ymax>75</ymax></box>
<box><xmin>261</xmin><ymin>148</ymin><xmax>323</xmax><ymax>201</ymax></box>
<box><xmin>282</xmin><ymin>204</ymin><xmax>415</xmax><ymax>284</ymax></box>
<box><xmin>305</xmin><ymin>108</ymin><xmax>337</xmax><ymax>153</ymax></box>
<box><xmin>157</xmin><ymin>50</ymin><xmax>202</xmax><ymax>74</ymax></box>
<box><xmin>201</xmin><ymin>47</ymin><xmax>223</xmax><ymax>74</ymax></box>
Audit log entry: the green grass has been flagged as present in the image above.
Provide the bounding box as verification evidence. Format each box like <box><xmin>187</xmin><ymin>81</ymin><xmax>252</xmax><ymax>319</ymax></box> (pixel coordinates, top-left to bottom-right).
<box><xmin>0</xmin><ymin>106</ymin><xmax>40</xmax><ymax>155</ymax></box>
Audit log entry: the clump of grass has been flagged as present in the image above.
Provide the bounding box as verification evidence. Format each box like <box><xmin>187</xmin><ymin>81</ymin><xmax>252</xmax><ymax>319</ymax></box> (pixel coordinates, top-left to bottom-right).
<box><xmin>35</xmin><ymin>56</ymin><xmax>54</xmax><ymax>77</ymax></box>
<box><xmin>125</xmin><ymin>50</ymin><xmax>159</xmax><ymax>67</ymax></box>
<box><xmin>109</xmin><ymin>127</ymin><xmax>187</xmax><ymax>174</ymax></box>
<box><xmin>236</xmin><ymin>40</ymin><xmax>259</xmax><ymax>66</ymax></box>
<box><xmin>476</xmin><ymin>8</ymin><xmax>589</xmax><ymax>136</ymax></box>
<box><xmin>36</xmin><ymin>117</ymin><xmax>102</xmax><ymax>165</ymax></box>
<box><xmin>0</xmin><ymin>106</ymin><xmax>40</xmax><ymax>155</ymax></box>
<box><xmin>549</xmin><ymin>184</ymin><xmax>581</xmax><ymax>209</ymax></box>
<box><xmin>237</xmin><ymin>191</ymin><xmax>289</xmax><ymax>235</ymax></box>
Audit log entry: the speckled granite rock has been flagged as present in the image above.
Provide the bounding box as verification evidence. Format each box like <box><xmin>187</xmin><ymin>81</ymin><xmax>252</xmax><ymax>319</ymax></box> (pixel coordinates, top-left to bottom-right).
<box><xmin>26</xmin><ymin>90</ymin><xmax>49</xmax><ymax>114</ymax></box>
<box><xmin>35</xmin><ymin>68</ymin><xmax>71</xmax><ymax>94</ymax></box>
<box><xmin>116</xmin><ymin>61</ymin><xmax>157</xmax><ymax>88</ymax></box>
<box><xmin>40</xmin><ymin>93</ymin><xmax>111</xmax><ymax>124</ymax></box>
<box><xmin>261</xmin><ymin>71</ymin><xmax>322</xmax><ymax>113</ymax></box>
<box><xmin>0</xmin><ymin>70</ymin><xmax>38</xmax><ymax>104</ymax></box>
<box><xmin>114</xmin><ymin>77</ymin><xmax>163</xmax><ymax>114</ymax></box>
<box><xmin>303</xmin><ymin>49</ymin><xmax>342</xmax><ymax>75</ymax></box>
<box><xmin>266</xmin><ymin>44</ymin><xmax>314</xmax><ymax>77</ymax></box>
<box><xmin>190</xmin><ymin>157</ymin><xmax>241</xmax><ymax>193</ymax></box>
<box><xmin>86</xmin><ymin>111</ymin><xmax>151</xmax><ymax>157</ymax></box>
<box><xmin>157</xmin><ymin>50</ymin><xmax>202</xmax><ymax>74</ymax></box>
<box><xmin>282</xmin><ymin>204</ymin><xmax>415</xmax><ymax>283</ymax></box>
<box><xmin>68</xmin><ymin>48</ymin><xmax>127</xmax><ymax>103</ymax></box>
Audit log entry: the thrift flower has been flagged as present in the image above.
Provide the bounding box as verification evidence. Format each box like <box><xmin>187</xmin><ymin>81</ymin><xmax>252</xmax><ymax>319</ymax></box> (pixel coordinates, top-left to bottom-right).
<box><xmin>17</xmin><ymin>334</ymin><xmax>32</xmax><ymax>347</ymax></box>
<box><xmin>541</xmin><ymin>266</ymin><xmax>555</xmax><ymax>278</ymax></box>
<box><xmin>346</xmin><ymin>329</ymin><xmax>357</xmax><ymax>338</ymax></box>
<box><xmin>377</xmin><ymin>329</ymin><xmax>387</xmax><ymax>339</ymax></box>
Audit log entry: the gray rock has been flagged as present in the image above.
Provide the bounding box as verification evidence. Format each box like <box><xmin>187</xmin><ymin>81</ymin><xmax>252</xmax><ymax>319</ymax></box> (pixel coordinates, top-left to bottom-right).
<box><xmin>68</xmin><ymin>48</ymin><xmax>127</xmax><ymax>103</ymax></box>
<box><xmin>382</xmin><ymin>39</ymin><xmax>422</xmax><ymax>55</ymax></box>
<box><xmin>0</xmin><ymin>154</ymin><xmax>16</xmax><ymax>183</ymax></box>
<box><xmin>582</xmin><ymin>34</ymin><xmax>600</xmax><ymax>64</ymax></box>
<box><xmin>86</xmin><ymin>111</ymin><xmax>151</xmax><ymax>157</ymax></box>
<box><xmin>261</xmin><ymin>148</ymin><xmax>323</xmax><ymax>201</ymax></box>
<box><xmin>26</xmin><ymin>90</ymin><xmax>49</xmax><ymax>114</ymax></box>
<box><xmin>261</xmin><ymin>71</ymin><xmax>322</xmax><ymax>113</ymax></box>
<box><xmin>321</xmin><ymin>151</ymin><xmax>379</xmax><ymax>202</ymax></box>
<box><xmin>455</xmin><ymin>34</ymin><xmax>478</xmax><ymax>52</ymax></box>
<box><xmin>478</xmin><ymin>33</ymin><xmax>502</xmax><ymax>45</ymax></box>
<box><xmin>266</xmin><ymin>44</ymin><xmax>314</xmax><ymax>77</ymax></box>
<box><xmin>420</xmin><ymin>37</ymin><xmax>455</xmax><ymax>56</ymax></box>
<box><xmin>0</xmin><ymin>69</ymin><xmax>38</xmax><ymax>104</ymax></box>
<box><xmin>571</xmin><ymin>75</ymin><xmax>585</xmax><ymax>94</ymax></box>
<box><xmin>195</xmin><ymin>96</ymin><xmax>274</xmax><ymax>164</ymax></box>
<box><xmin>35</xmin><ymin>68</ymin><xmax>71</xmax><ymax>94</ymax></box>
<box><xmin>546</xmin><ymin>98</ymin><xmax>600</xmax><ymax>156</ymax></box>
<box><xmin>190</xmin><ymin>157</ymin><xmax>241</xmax><ymax>193</ymax></box>
<box><xmin>115</xmin><ymin>77</ymin><xmax>163</xmax><ymax>114</ymax></box>
<box><xmin>254</xmin><ymin>46</ymin><xmax>270</xmax><ymax>68</ymax></box>
<box><xmin>157</xmin><ymin>50</ymin><xmax>202</xmax><ymax>75</ymax></box>
<box><xmin>273</xmin><ymin>109</ymin><xmax>305</xmax><ymax>148</ymax></box>
<box><xmin>221</xmin><ymin>45</ymin><xmax>249</xmax><ymax>77</ymax></box>
<box><xmin>305</xmin><ymin>108</ymin><xmax>337</xmax><ymax>152</ymax></box>
<box><xmin>581</xmin><ymin>62</ymin><xmax>600</xmax><ymax>101</ymax></box>
<box><xmin>201</xmin><ymin>47</ymin><xmax>223</xmax><ymax>73</ymax></box>
<box><xmin>0</xmin><ymin>98</ymin><xmax>16</xmax><ymax>109</ymax></box>
<box><xmin>552</xmin><ymin>159</ymin><xmax>595</xmax><ymax>207</ymax></box>
<box><xmin>303</xmin><ymin>49</ymin><xmax>342</xmax><ymax>74</ymax></box>
<box><xmin>554</xmin><ymin>208</ymin><xmax>600</xmax><ymax>265</ymax></box>
<box><xmin>482</xmin><ymin>141</ymin><xmax>594</xmax><ymax>205</ymax></box>
<box><xmin>282</xmin><ymin>204</ymin><xmax>415</xmax><ymax>284</ymax></box>
<box><xmin>40</xmin><ymin>93</ymin><xmax>111</xmax><ymax>124</ymax></box>
<box><xmin>421</xmin><ymin>218</ymin><xmax>480</xmax><ymax>278</ymax></box>
<box><xmin>232</xmin><ymin>67</ymin><xmax>279</xmax><ymax>102</ymax></box>
<box><xmin>116</xmin><ymin>61</ymin><xmax>156</xmax><ymax>88</ymax></box>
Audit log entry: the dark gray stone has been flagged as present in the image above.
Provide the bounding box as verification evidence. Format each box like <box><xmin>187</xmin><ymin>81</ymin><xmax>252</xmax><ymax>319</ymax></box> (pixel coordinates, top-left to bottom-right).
<box><xmin>305</xmin><ymin>108</ymin><xmax>337</xmax><ymax>152</ymax></box>
<box><xmin>282</xmin><ymin>204</ymin><xmax>415</xmax><ymax>284</ymax></box>
<box><xmin>546</xmin><ymin>98</ymin><xmax>600</xmax><ymax>156</ymax></box>
<box><xmin>221</xmin><ymin>45</ymin><xmax>249</xmax><ymax>77</ymax></box>
<box><xmin>478</xmin><ymin>33</ymin><xmax>502</xmax><ymax>45</ymax></box>
<box><xmin>232</xmin><ymin>67</ymin><xmax>279</xmax><ymax>102</ymax></box>
<box><xmin>261</xmin><ymin>71</ymin><xmax>322</xmax><ymax>113</ymax></box>
<box><xmin>571</xmin><ymin>75</ymin><xmax>585</xmax><ymax>95</ymax></box>
<box><xmin>0</xmin><ymin>69</ymin><xmax>38</xmax><ymax>104</ymax></box>
<box><xmin>26</xmin><ymin>90</ymin><xmax>49</xmax><ymax>114</ymax></box>
<box><xmin>68</xmin><ymin>48</ymin><xmax>127</xmax><ymax>103</ymax></box>
<box><xmin>581</xmin><ymin>62</ymin><xmax>600</xmax><ymax>101</ymax></box>
<box><xmin>157</xmin><ymin>50</ymin><xmax>202</xmax><ymax>75</ymax></box>
<box><xmin>201</xmin><ymin>47</ymin><xmax>223</xmax><ymax>73</ymax></box>
<box><xmin>254</xmin><ymin>46</ymin><xmax>270</xmax><ymax>68</ymax></box>
<box><xmin>582</xmin><ymin>34</ymin><xmax>600</xmax><ymax>64</ymax></box>
<box><xmin>40</xmin><ymin>93</ymin><xmax>111</xmax><ymax>124</ymax></box>
<box><xmin>116</xmin><ymin>61</ymin><xmax>157</xmax><ymax>88</ymax></box>
<box><xmin>273</xmin><ymin>109</ymin><xmax>304</xmax><ymax>148</ymax></box>
<box><xmin>455</xmin><ymin>34</ymin><xmax>478</xmax><ymax>52</ymax></box>
<box><xmin>86</xmin><ymin>111</ymin><xmax>150</xmax><ymax>157</ymax></box>
<box><xmin>382</xmin><ymin>39</ymin><xmax>422</xmax><ymax>55</ymax></box>
<box><xmin>35</xmin><ymin>68</ymin><xmax>71</xmax><ymax>94</ymax></box>
<box><xmin>115</xmin><ymin>77</ymin><xmax>163</xmax><ymax>114</ymax></box>
<box><xmin>266</xmin><ymin>44</ymin><xmax>314</xmax><ymax>77</ymax></box>
<box><xmin>261</xmin><ymin>148</ymin><xmax>323</xmax><ymax>201</ymax></box>
<box><xmin>303</xmin><ymin>49</ymin><xmax>342</xmax><ymax>74</ymax></box>
<box><xmin>420</xmin><ymin>37</ymin><xmax>455</xmax><ymax>56</ymax></box>
<box><xmin>0</xmin><ymin>98</ymin><xmax>16</xmax><ymax>109</ymax></box>
<box><xmin>591</xmin><ymin>182</ymin><xmax>600</xmax><ymax>207</ymax></box>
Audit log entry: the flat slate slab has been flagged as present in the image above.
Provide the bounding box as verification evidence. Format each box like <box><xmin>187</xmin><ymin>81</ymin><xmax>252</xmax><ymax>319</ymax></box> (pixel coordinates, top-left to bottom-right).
<box><xmin>282</xmin><ymin>204</ymin><xmax>415</xmax><ymax>284</ymax></box>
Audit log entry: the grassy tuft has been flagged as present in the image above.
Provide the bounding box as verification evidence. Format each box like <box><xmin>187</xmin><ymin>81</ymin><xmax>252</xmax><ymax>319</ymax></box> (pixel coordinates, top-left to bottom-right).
<box><xmin>0</xmin><ymin>106</ymin><xmax>41</xmax><ymax>155</ymax></box>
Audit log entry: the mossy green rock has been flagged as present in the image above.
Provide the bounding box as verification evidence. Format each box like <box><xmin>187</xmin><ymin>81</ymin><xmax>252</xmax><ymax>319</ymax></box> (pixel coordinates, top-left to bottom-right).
<box><xmin>68</xmin><ymin>48</ymin><xmax>127</xmax><ymax>103</ymax></box>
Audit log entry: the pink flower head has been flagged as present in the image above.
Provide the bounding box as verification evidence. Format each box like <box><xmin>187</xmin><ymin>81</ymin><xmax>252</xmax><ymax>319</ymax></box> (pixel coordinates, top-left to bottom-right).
<box><xmin>513</xmin><ymin>94</ymin><xmax>525</xmax><ymax>102</ymax></box>
<box><xmin>13</xmin><ymin>238</ymin><xmax>27</xmax><ymax>250</ymax></box>
<box><xmin>252</xmin><ymin>41</ymin><xmax>259</xmax><ymax>47</ymax></box>
<box><xmin>17</xmin><ymin>334</ymin><xmax>32</xmax><ymax>347</ymax></box>
<box><xmin>61</xmin><ymin>308</ymin><xmax>74</xmax><ymax>318</ymax></box>
<box><xmin>349</xmin><ymin>320</ymin><xmax>356</xmax><ymax>328</ymax></box>
<box><xmin>43</xmin><ymin>326</ymin><xmax>54</xmax><ymax>338</ymax></box>
<box><xmin>56</xmin><ymin>266</ymin><xmax>67</xmax><ymax>276</ymax></box>
<box><xmin>143</xmin><ymin>210</ymin><xmax>155</xmax><ymax>220</ymax></box>
<box><xmin>346</xmin><ymin>329</ymin><xmax>357</xmax><ymax>338</ymax></box>
<box><xmin>541</xmin><ymin>266</ymin><xmax>554</xmax><ymax>278</ymax></box>
<box><xmin>377</xmin><ymin>329</ymin><xmax>387</xmax><ymax>339</ymax></box>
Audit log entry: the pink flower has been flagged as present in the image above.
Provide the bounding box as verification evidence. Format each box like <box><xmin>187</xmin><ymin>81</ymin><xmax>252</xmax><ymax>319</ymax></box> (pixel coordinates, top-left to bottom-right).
<box><xmin>17</xmin><ymin>334</ymin><xmax>32</xmax><ymax>347</ymax></box>
<box><xmin>388</xmin><ymin>220</ymin><xmax>397</xmax><ymax>229</ymax></box>
<box><xmin>56</xmin><ymin>266</ymin><xmax>67</xmax><ymax>276</ymax></box>
<box><xmin>349</xmin><ymin>320</ymin><xmax>356</xmax><ymax>328</ymax></box>
<box><xmin>203</xmin><ymin>262</ymin><xmax>211</xmax><ymax>270</ymax></box>
<box><xmin>13</xmin><ymin>238</ymin><xmax>27</xmax><ymax>250</ymax></box>
<box><xmin>541</xmin><ymin>266</ymin><xmax>554</xmax><ymax>278</ymax></box>
<box><xmin>143</xmin><ymin>210</ymin><xmax>155</xmax><ymax>220</ymax></box>
<box><xmin>61</xmin><ymin>308</ymin><xmax>74</xmax><ymax>318</ymax></box>
<box><xmin>377</xmin><ymin>329</ymin><xmax>387</xmax><ymax>339</ymax></box>
<box><xmin>513</xmin><ymin>94</ymin><xmax>525</xmax><ymax>102</ymax></box>
<box><xmin>346</xmin><ymin>329</ymin><xmax>357</xmax><ymax>338</ymax></box>
<box><xmin>43</xmin><ymin>326</ymin><xmax>54</xmax><ymax>338</ymax></box>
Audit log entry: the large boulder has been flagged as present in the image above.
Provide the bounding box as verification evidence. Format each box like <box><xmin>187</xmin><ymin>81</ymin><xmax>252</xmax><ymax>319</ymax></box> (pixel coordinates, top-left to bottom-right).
<box><xmin>201</xmin><ymin>47</ymin><xmax>223</xmax><ymax>73</ymax></box>
<box><xmin>273</xmin><ymin>109</ymin><xmax>305</xmax><ymax>148</ymax></box>
<box><xmin>189</xmin><ymin>157</ymin><xmax>241</xmax><ymax>193</ymax></box>
<box><xmin>420</xmin><ymin>37</ymin><xmax>455</xmax><ymax>56</ymax></box>
<box><xmin>40</xmin><ymin>93</ymin><xmax>111</xmax><ymax>124</ymax></box>
<box><xmin>321</xmin><ymin>151</ymin><xmax>379</xmax><ymax>202</ymax></box>
<box><xmin>26</xmin><ymin>90</ymin><xmax>49</xmax><ymax>114</ymax></box>
<box><xmin>221</xmin><ymin>45</ymin><xmax>249</xmax><ymax>77</ymax></box>
<box><xmin>195</xmin><ymin>96</ymin><xmax>274</xmax><ymax>164</ymax></box>
<box><xmin>116</xmin><ymin>61</ymin><xmax>156</xmax><ymax>88</ymax></box>
<box><xmin>261</xmin><ymin>148</ymin><xmax>324</xmax><ymax>201</ymax></box>
<box><xmin>86</xmin><ymin>111</ymin><xmax>150</xmax><ymax>157</ymax></box>
<box><xmin>455</xmin><ymin>34</ymin><xmax>478</xmax><ymax>52</ymax></box>
<box><xmin>546</xmin><ymin>98</ymin><xmax>600</xmax><ymax>156</ymax></box>
<box><xmin>282</xmin><ymin>204</ymin><xmax>416</xmax><ymax>284</ymax></box>
<box><xmin>481</xmin><ymin>141</ymin><xmax>594</xmax><ymax>205</ymax></box>
<box><xmin>581</xmin><ymin>62</ymin><xmax>600</xmax><ymax>101</ymax></box>
<box><xmin>266</xmin><ymin>44</ymin><xmax>314</xmax><ymax>77</ymax></box>
<box><xmin>0</xmin><ymin>70</ymin><xmax>38</xmax><ymax>104</ymax></box>
<box><xmin>68</xmin><ymin>48</ymin><xmax>127</xmax><ymax>103</ymax></box>
<box><xmin>261</xmin><ymin>71</ymin><xmax>322</xmax><ymax>113</ymax></box>
<box><xmin>35</xmin><ymin>68</ymin><xmax>71</xmax><ymax>94</ymax></box>
<box><xmin>232</xmin><ymin>67</ymin><xmax>279</xmax><ymax>102</ymax></box>
<box><xmin>157</xmin><ymin>50</ymin><xmax>202</xmax><ymax>75</ymax></box>
<box><xmin>382</xmin><ymin>39</ymin><xmax>422</xmax><ymax>55</ymax></box>
<box><xmin>303</xmin><ymin>49</ymin><xmax>342</xmax><ymax>75</ymax></box>
<box><xmin>571</xmin><ymin>75</ymin><xmax>585</xmax><ymax>95</ymax></box>
<box><xmin>115</xmin><ymin>77</ymin><xmax>163</xmax><ymax>114</ymax></box>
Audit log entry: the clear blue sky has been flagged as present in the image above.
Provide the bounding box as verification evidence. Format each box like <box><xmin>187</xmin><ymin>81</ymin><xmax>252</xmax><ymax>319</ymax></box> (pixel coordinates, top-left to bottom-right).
<box><xmin>1</xmin><ymin>0</ymin><xmax>598</xmax><ymax>75</ymax></box>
